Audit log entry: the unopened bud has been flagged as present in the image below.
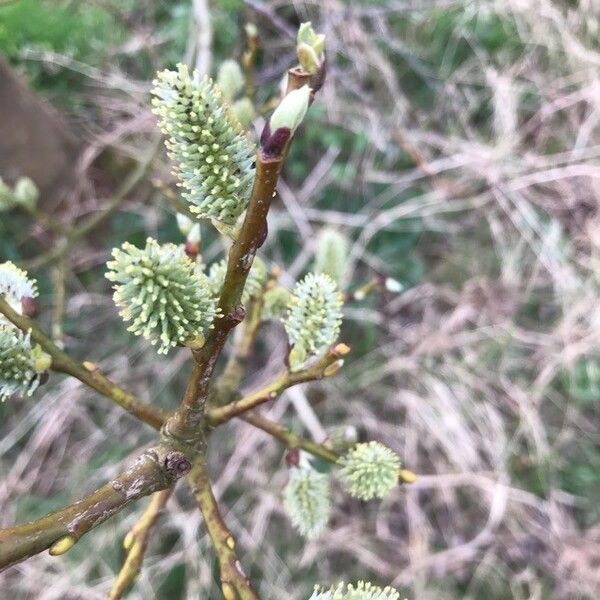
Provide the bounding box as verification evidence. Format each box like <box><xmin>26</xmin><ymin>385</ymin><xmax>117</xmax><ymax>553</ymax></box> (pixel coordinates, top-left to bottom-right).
<box><xmin>49</xmin><ymin>535</ymin><xmax>76</xmax><ymax>556</ymax></box>
<box><xmin>21</xmin><ymin>296</ymin><xmax>40</xmax><ymax>318</ymax></box>
<box><xmin>323</xmin><ymin>359</ymin><xmax>344</xmax><ymax>377</ymax></box>
<box><xmin>385</xmin><ymin>277</ymin><xmax>403</xmax><ymax>293</ymax></box>
<box><xmin>13</xmin><ymin>177</ymin><xmax>39</xmax><ymax>210</ymax></box>
<box><xmin>183</xmin><ymin>332</ymin><xmax>205</xmax><ymax>350</ymax></box>
<box><xmin>231</xmin><ymin>97</ymin><xmax>255</xmax><ymax>128</ymax></box>
<box><xmin>297</xmin><ymin>22</ymin><xmax>325</xmax><ymax>74</ymax></box>
<box><xmin>123</xmin><ymin>531</ymin><xmax>135</xmax><ymax>551</ymax></box>
<box><xmin>297</xmin><ymin>42</ymin><xmax>320</xmax><ymax>75</ymax></box>
<box><xmin>187</xmin><ymin>223</ymin><xmax>201</xmax><ymax>245</ymax></box>
<box><xmin>176</xmin><ymin>213</ymin><xmax>194</xmax><ymax>237</ymax></box>
<box><xmin>245</xmin><ymin>23</ymin><xmax>258</xmax><ymax>39</ymax></box>
<box><xmin>33</xmin><ymin>351</ymin><xmax>52</xmax><ymax>373</ymax></box>
<box><xmin>399</xmin><ymin>469</ymin><xmax>417</xmax><ymax>484</ymax></box>
<box><xmin>286</xmin><ymin>447</ymin><xmax>301</xmax><ymax>468</ymax></box>
<box><xmin>216</xmin><ymin>59</ymin><xmax>244</xmax><ymax>102</ymax></box>
<box><xmin>269</xmin><ymin>85</ymin><xmax>311</xmax><ymax>133</ymax></box>
<box><xmin>184</xmin><ymin>240</ymin><xmax>200</xmax><ymax>260</ymax></box>
<box><xmin>333</xmin><ymin>343</ymin><xmax>351</xmax><ymax>357</ymax></box>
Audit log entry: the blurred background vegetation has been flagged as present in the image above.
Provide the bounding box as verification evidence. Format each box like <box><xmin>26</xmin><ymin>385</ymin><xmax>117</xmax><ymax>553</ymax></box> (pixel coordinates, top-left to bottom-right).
<box><xmin>0</xmin><ymin>0</ymin><xmax>599</xmax><ymax>598</ymax></box>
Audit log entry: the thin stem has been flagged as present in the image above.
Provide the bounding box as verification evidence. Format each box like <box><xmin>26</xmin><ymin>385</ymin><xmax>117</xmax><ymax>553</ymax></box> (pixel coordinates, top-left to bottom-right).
<box><xmin>0</xmin><ymin>297</ymin><xmax>166</xmax><ymax>430</ymax></box>
<box><xmin>109</xmin><ymin>488</ymin><xmax>173</xmax><ymax>600</ymax></box>
<box><xmin>164</xmin><ymin>152</ymin><xmax>285</xmax><ymax>444</ymax></box>
<box><xmin>0</xmin><ymin>446</ymin><xmax>190</xmax><ymax>570</ymax></box>
<box><xmin>188</xmin><ymin>456</ymin><xmax>259</xmax><ymax>600</ymax></box>
<box><xmin>242</xmin><ymin>412</ymin><xmax>339</xmax><ymax>463</ymax></box>
<box><xmin>207</xmin><ymin>344</ymin><xmax>349</xmax><ymax>426</ymax></box>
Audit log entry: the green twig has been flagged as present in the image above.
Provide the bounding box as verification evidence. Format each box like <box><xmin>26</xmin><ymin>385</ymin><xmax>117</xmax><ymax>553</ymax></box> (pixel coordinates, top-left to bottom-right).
<box><xmin>109</xmin><ymin>488</ymin><xmax>173</xmax><ymax>600</ymax></box>
<box><xmin>0</xmin><ymin>447</ymin><xmax>190</xmax><ymax>570</ymax></box>
<box><xmin>188</xmin><ymin>455</ymin><xmax>259</xmax><ymax>599</ymax></box>
<box><xmin>0</xmin><ymin>296</ymin><xmax>166</xmax><ymax>429</ymax></box>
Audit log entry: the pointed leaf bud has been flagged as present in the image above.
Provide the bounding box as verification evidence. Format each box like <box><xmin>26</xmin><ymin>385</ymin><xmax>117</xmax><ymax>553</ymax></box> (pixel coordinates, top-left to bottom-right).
<box><xmin>13</xmin><ymin>177</ymin><xmax>39</xmax><ymax>210</ymax></box>
<box><xmin>297</xmin><ymin>22</ymin><xmax>325</xmax><ymax>74</ymax></box>
<box><xmin>176</xmin><ymin>213</ymin><xmax>194</xmax><ymax>237</ymax></box>
<box><xmin>270</xmin><ymin>85</ymin><xmax>311</xmax><ymax>133</ymax></box>
<box><xmin>297</xmin><ymin>42</ymin><xmax>320</xmax><ymax>75</ymax></box>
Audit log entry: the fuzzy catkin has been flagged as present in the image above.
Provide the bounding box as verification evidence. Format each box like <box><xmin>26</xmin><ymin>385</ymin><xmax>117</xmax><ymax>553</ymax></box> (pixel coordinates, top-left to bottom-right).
<box><xmin>338</xmin><ymin>442</ymin><xmax>401</xmax><ymax>501</ymax></box>
<box><xmin>283</xmin><ymin>273</ymin><xmax>343</xmax><ymax>369</ymax></box>
<box><xmin>207</xmin><ymin>257</ymin><xmax>267</xmax><ymax>305</ymax></box>
<box><xmin>283</xmin><ymin>466</ymin><xmax>331</xmax><ymax>539</ymax></box>
<box><xmin>309</xmin><ymin>581</ymin><xmax>400</xmax><ymax>600</ymax></box>
<box><xmin>0</xmin><ymin>261</ymin><xmax>38</xmax><ymax>303</ymax></box>
<box><xmin>106</xmin><ymin>238</ymin><xmax>219</xmax><ymax>354</ymax></box>
<box><xmin>152</xmin><ymin>64</ymin><xmax>255</xmax><ymax>227</ymax></box>
<box><xmin>0</xmin><ymin>326</ymin><xmax>46</xmax><ymax>401</ymax></box>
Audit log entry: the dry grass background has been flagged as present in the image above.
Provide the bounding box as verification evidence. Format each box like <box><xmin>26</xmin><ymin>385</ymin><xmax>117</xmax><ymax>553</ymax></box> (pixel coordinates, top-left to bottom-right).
<box><xmin>1</xmin><ymin>0</ymin><xmax>599</xmax><ymax>598</ymax></box>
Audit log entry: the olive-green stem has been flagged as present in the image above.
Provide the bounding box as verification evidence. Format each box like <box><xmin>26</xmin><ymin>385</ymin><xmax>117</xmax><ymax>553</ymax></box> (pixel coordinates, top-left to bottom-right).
<box><xmin>109</xmin><ymin>488</ymin><xmax>173</xmax><ymax>600</ymax></box>
<box><xmin>188</xmin><ymin>455</ymin><xmax>259</xmax><ymax>600</ymax></box>
<box><xmin>242</xmin><ymin>412</ymin><xmax>339</xmax><ymax>463</ymax></box>
<box><xmin>164</xmin><ymin>152</ymin><xmax>284</xmax><ymax>445</ymax></box>
<box><xmin>207</xmin><ymin>345</ymin><xmax>347</xmax><ymax>426</ymax></box>
<box><xmin>0</xmin><ymin>297</ymin><xmax>166</xmax><ymax>430</ymax></box>
<box><xmin>0</xmin><ymin>446</ymin><xmax>190</xmax><ymax>570</ymax></box>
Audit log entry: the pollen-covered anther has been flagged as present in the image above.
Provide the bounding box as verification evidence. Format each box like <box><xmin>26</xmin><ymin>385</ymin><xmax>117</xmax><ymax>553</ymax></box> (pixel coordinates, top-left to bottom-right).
<box><xmin>105</xmin><ymin>238</ymin><xmax>219</xmax><ymax>354</ymax></box>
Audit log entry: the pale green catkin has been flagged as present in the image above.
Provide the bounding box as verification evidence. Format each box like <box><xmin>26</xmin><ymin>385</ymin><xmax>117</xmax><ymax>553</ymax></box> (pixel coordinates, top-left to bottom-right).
<box><xmin>261</xmin><ymin>286</ymin><xmax>292</xmax><ymax>321</ymax></box>
<box><xmin>314</xmin><ymin>227</ymin><xmax>349</xmax><ymax>285</ymax></box>
<box><xmin>309</xmin><ymin>581</ymin><xmax>400</xmax><ymax>600</ymax></box>
<box><xmin>106</xmin><ymin>238</ymin><xmax>219</xmax><ymax>354</ymax></box>
<box><xmin>0</xmin><ymin>261</ymin><xmax>38</xmax><ymax>303</ymax></box>
<box><xmin>338</xmin><ymin>442</ymin><xmax>401</xmax><ymax>501</ymax></box>
<box><xmin>216</xmin><ymin>59</ymin><xmax>245</xmax><ymax>101</ymax></box>
<box><xmin>152</xmin><ymin>64</ymin><xmax>255</xmax><ymax>227</ymax></box>
<box><xmin>283</xmin><ymin>273</ymin><xmax>343</xmax><ymax>370</ymax></box>
<box><xmin>0</xmin><ymin>326</ymin><xmax>49</xmax><ymax>401</ymax></box>
<box><xmin>283</xmin><ymin>466</ymin><xmax>331</xmax><ymax>539</ymax></box>
<box><xmin>207</xmin><ymin>257</ymin><xmax>267</xmax><ymax>305</ymax></box>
